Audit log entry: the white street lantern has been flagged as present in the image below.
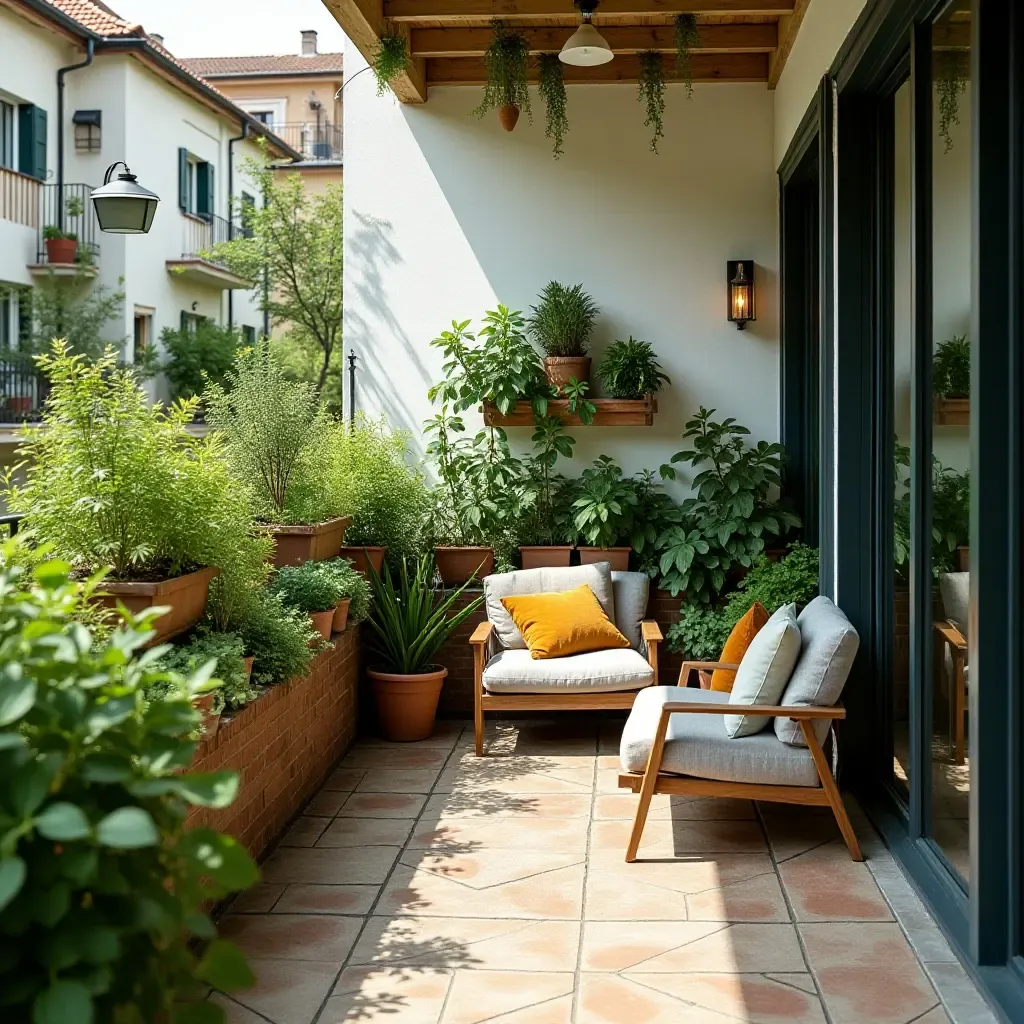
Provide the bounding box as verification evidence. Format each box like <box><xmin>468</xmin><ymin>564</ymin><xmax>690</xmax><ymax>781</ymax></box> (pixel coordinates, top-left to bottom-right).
<box><xmin>91</xmin><ymin>161</ymin><xmax>160</xmax><ymax>234</ymax></box>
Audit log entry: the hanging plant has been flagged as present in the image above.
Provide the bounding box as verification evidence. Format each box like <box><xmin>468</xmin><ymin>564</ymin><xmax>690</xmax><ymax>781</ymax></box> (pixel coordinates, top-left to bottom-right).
<box><xmin>935</xmin><ymin>49</ymin><xmax>969</xmax><ymax>153</ymax></box>
<box><xmin>538</xmin><ymin>53</ymin><xmax>569</xmax><ymax>158</ymax></box>
<box><xmin>372</xmin><ymin>30</ymin><xmax>410</xmax><ymax>96</ymax></box>
<box><xmin>674</xmin><ymin>14</ymin><xmax>700</xmax><ymax>98</ymax></box>
<box><xmin>474</xmin><ymin>20</ymin><xmax>532</xmax><ymax>131</ymax></box>
<box><xmin>638</xmin><ymin>51</ymin><xmax>666</xmax><ymax>154</ymax></box>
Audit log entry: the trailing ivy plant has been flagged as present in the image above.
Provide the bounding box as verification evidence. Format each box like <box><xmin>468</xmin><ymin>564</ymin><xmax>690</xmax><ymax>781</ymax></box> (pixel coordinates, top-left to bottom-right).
<box><xmin>474</xmin><ymin>21</ymin><xmax>532</xmax><ymax>123</ymax></box>
<box><xmin>373</xmin><ymin>30</ymin><xmax>411</xmax><ymax>96</ymax></box>
<box><xmin>638</xmin><ymin>51</ymin><xmax>666</xmax><ymax>153</ymax></box>
<box><xmin>935</xmin><ymin>49</ymin><xmax>969</xmax><ymax>153</ymax></box>
<box><xmin>674</xmin><ymin>14</ymin><xmax>700</xmax><ymax>98</ymax></box>
<box><xmin>538</xmin><ymin>53</ymin><xmax>569</xmax><ymax>158</ymax></box>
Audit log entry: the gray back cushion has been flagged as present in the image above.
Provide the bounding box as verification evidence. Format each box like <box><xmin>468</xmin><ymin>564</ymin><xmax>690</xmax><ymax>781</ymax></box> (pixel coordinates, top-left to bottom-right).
<box><xmin>611</xmin><ymin>571</ymin><xmax>650</xmax><ymax>651</ymax></box>
<box><xmin>774</xmin><ymin>596</ymin><xmax>860</xmax><ymax>746</ymax></box>
<box><xmin>939</xmin><ymin>572</ymin><xmax>969</xmax><ymax>637</ymax></box>
<box><xmin>483</xmin><ymin>563</ymin><xmax>616</xmax><ymax>650</ymax></box>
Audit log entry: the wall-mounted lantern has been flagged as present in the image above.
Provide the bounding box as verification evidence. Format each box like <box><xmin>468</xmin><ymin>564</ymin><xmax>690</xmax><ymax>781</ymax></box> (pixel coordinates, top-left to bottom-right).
<box><xmin>727</xmin><ymin>260</ymin><xmax>755</xmax><ymax>330</ymax></box>
<box><xmin>91</xmin><ymin>161</ymin><xmax>160</xmax><ymax>234</ymax></box>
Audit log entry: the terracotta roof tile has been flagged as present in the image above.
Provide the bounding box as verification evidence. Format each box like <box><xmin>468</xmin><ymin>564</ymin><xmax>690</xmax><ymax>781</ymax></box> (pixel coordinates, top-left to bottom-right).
<box><xmin>43</xmin><ymin>0</ymin><xmax>140</xmax><ymax>36</ymax></box>
<box><xmin>179</xmin><ymin>54</ymin><xmax>344</xmax><ymax>77</ymax></box>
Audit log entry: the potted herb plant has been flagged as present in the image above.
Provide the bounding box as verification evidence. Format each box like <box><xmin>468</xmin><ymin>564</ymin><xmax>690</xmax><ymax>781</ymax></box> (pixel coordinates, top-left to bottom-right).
<box><xmin>233</xmin><ymin>588</ymin><xmax>318</xmax><ymax>687</ymax></box>
<box><xmin>528</xmin><ymin>281</ymin><xmax>599</xmax><ymax>392</ymax></box>
<box><xmin>272</xmin><ymin>560</ymin><xmax>344</xmax><ymax>641</ymax></box>
<box><xmin>518</xmin><ymin>415</ymin><xmax>577</xmax><ymax>568</ymax></box>
<box><xmin>42</xmin><ymin>224</ymin><xmax>79</xmax><ymax>265</ymax></box>
<box><xmin>595</xmin><ymin>337</ymin><xmax>671</xmax><ymax>399</ymax></box>
<box><xmin>572</xmin><ymin>455</ymin><xmax>638</xmax><ymax>570</ymax></box>
<box><xmin>365</xmin><ymin>555</ymin><xmax>483</xmax><ymax>741</ymax></box>
<box><xmin>474</xmin><ymin>20</ymin><xmax>531</xmax><ymax>132</ymax></box>
<box><xmin>315</xmin><ymin>556</ymin><xmax>372</xmax><ymax>633</ymax></box>
<box><xmin>204</xmin><ymin>341</ymin><xmax>352</xmax><ymax>567</ymax></box>
<box><xmin>933</xmin><ymin>334</ymin><xmax>970</xmax><ymax>424</ymax></box>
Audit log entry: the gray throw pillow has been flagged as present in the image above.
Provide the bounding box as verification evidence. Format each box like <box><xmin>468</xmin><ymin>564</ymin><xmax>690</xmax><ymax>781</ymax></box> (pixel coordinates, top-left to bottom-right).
<box><xmin>611</xmin><ymin>571</ymin><xmax>650</xmax><ymax>650</ymax></box>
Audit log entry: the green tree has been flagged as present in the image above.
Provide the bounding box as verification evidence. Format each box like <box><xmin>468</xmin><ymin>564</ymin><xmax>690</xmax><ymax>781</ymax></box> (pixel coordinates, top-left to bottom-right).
<box><xmin>160</xmin><ymin>320</ymin><xmax>241</xmax><ymax>401</ymax></box>
<box><xmin>27</xmin><ymin>271</ymin><xmax>125</xmax><ymax>362</ymax></box>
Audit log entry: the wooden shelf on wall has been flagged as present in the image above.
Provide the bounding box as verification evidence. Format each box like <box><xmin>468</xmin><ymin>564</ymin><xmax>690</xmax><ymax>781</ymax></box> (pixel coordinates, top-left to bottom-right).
<box><xmin>482</xmin><ymin>395</ymin><xmax>657</xmax><ymax>427</ymax></box>
<box><xmin>934</xmin><ymin>396</ymin><xmax>969</xmax><ymax>425</ymax></box>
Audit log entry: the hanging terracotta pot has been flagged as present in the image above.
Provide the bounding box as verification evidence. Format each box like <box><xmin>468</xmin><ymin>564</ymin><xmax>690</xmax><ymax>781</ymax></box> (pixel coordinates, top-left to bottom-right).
<box><xmin>498</xmin><ymin>105</ymin><xmax>520</xmax><ymax>132</ymax></box>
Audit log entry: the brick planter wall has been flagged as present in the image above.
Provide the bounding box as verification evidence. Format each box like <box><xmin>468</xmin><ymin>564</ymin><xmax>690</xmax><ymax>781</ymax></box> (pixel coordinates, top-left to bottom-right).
<box><xmin>187</xmin><ymin>625</ymin><xmax>360</xmax><ymax>859</ymax></box>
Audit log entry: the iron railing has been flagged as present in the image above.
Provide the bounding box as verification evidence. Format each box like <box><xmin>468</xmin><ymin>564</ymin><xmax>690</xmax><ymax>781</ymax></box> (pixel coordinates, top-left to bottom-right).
<box><xmin>36</xmin><ymin>182</ymin><xmax>99</xmax><ymax>266</ymax></box>
<box><xmin>0</xmin><ymin>359</ymin><xmax>50</xmax><ymax>423</ymax></box>
<box><xmin>181</xmin><ymin>213</ymin><xmax>251</xmax><ymax>263</ymax></box>
<box><xmin>271</xmin><ymin>121</ymin><xmax>342</xmax><ymax>162</ymax></box>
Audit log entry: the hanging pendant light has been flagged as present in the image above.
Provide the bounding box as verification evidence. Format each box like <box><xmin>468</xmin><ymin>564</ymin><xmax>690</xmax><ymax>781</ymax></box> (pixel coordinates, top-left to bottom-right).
<box><xmin>560</xmin><ymin>0</ymin><xmax>613</xmax><ymax>67</ymax></box>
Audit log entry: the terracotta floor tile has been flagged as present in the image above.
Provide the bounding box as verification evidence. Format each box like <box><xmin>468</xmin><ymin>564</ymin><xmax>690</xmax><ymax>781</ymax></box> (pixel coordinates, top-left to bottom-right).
<box><xmin>338</xmin><ymin>792</ymin><xmax>428</xmax><ymax>818</ymax></box>
<box><xmin>261</xmin><ymin>846</ymin><xmax>400</xmax><ymax>885</ymax></box>
<box><xmin>281</xmin><ymin>816</ymin><xmax>330</xmax><ymax>847</ymax></box>
<box><xmin>323</xmin><ymin>966</ymin><xmax>450</xmax><ymax>1023</ymax></box>
<box><xmin>800</xmin><ymin>923</ymin><xmax>940</xmax><ymax>1023</ymax></box>
<box><xmin>437</xmin><ymin>768</ymin><xmax>595</xmax><ymax>796</ymax></box>
<box><xmin>360</xmin><ymin>721</ymin><xmax>465</xmax><ymax>750</ymax></box>
<box><xmin>408</xmin><ymin>815</ymin><xmax>588</xmax><ymax>854</ymax></box>
<box><xmin>594</xmin><ymin>793</ymin><xmax>757</xmax><ymax>821</ymax></box>
<box><xmin>323</xmin><ymin>767</ymin><xmax>366</xmax><ymax>792</ymax></box>
<box><xmin>222</xmin><ymin>958</ymin><xmax>340</xmax><ymax>1024</ymax></box>
<box><xmin>317</xmin><ymin>817</ymin><xmax>417</xmax><ymax>848</ymax></box>
<box><xmin>914</xmin><ymin>1008</ymin><xmax>952</xmax><ymax>1023</ymax></box>
<box><xmin>355</xmin><ymin>768</ymin><xmax>442</xmax><ymax>793</ymax></box>
<box><xmin>581</xmin><ymin>921</ymin><xmax>806</xmax><ymax>974</ymax></box>
<box><xmin>219</xmin><ymin>912</ymin><xmax>362</xmax><ymax>961</ymax></box>
<box><xmin>440</xmin><ymin>970</ymin><xmax>574</xmax><ymax>1024</ymax></box>
<box><xmin>758</xmin><ymin>804</ymin><xmax>843</xmax><ymax>862</ymax></box>
<box><xmin>350</xmin><ymin>917</ymin><xmax>581</xmax><ymax>972</ymax></box>
<box><xmin>400</xmin><ymin>848</ymin><xmax>585</xmax><ymax>889</ymax></box>
<box><xmin>778</xmin><ymin>841</ymin><xmax>893</xmax><ymax>922</ymax></box>
<box><xmin>422</xmin><ymin>792</ymin><xmax>592</xmax><ymax>820</ymax></box>
<box><xmin>229</xmin><ymin>882</ymin><xmax>285</xmax><ymax>913</ymax></box>
<box><xmin>274</xmin><ymin>883</ymin><xmax>379</xmax><ymax>916</ymax></box>
<box><xmin>591</xmin><ymin>818</ymin><xmax>768</xmax><ymax>855</ymax></box>
<box><xmin>342</xmin><ymin>745</ymin><xmax>450</xmax><ymax>770</ymax></box>
<box><xmin>305</xmin><ymin>790</ymin><xmax>350</xmax><ymax>817</ymax></box>
<box><xmin>577</xmin><ymin>973</ymin><xmax>736</xmax><ymax>1024</ymax></box>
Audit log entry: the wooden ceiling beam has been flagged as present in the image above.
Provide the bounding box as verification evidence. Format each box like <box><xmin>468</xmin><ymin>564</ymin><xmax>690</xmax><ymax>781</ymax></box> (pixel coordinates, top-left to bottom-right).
<box><xmin>427</xmin><ymin>51</ymin><xmax>769</xmax><ymax>83</ymax></box>
<box><xmin>767</xmin><ymin>0</ymin><xmax>809</xmax><ymax>88</ymax></box>
<box><xmin>411</xmin><ymin>23</ymin><xmax>777</xmax><ymax>57</ymax></box>
<box><xmin>320</xmin><ymin>0</ymin><xmax>427</xmax><ymax>102</ymax></box>
<box><xmin>388</xmin><ymin>1</ymin><xmax>795</xmax><ymax>23</ymax></box>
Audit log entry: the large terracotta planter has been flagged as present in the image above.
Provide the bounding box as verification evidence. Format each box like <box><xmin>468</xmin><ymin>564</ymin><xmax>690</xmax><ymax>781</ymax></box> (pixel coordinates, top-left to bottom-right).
<box><xmin>368</xmin><ymin>666</ymin><xmax>447</xmax><ymax>742</ymax></box>
<box><xmin>95</xmin><ymin>566</ymin><xmax>219</xmax><ymax>645</ymax></box>
<box><xmin>577</xmin><ymin>546</ymin><xmax>631</xmax><ymax>571</ymax></box>
<box><xmin>341</xmin><ymin>545</ymin><xmax>386</xmax><ymax>575</ymax></box>
<box><xmin>268</xmin><ymin>516</ymin><xmax>352</xmax><ymax>568</ymax></box>
<box><xmin>333</xmin><ymin>597</ymin><xmax>351</xmax><ymax>633</ymax></box>
<box><xmin>519</xmin><ymin>545</ymin><xmax>574</xmax><ymax>569</ymax></box>
<box><xmin>45</xmin><ymin>236</ymin><xmax>78</xmax><ymax>264</ymax></box>
<box><xmin>544</xmin><ymin>356</ymin><xmax>591</xmax><ymax>394</ymax></box>
<box><xmin>308</xmin><ymin>608</ymin><xmax>334</xmax><ymax>643</ymax></box>
<box><xmin>243</xmin><ymin>655</ymin><xmax>254</xmax><ymax>680</ymax></box>
<box><xmin>434</xmin><ymin>546</ymin><xmax>494</xmax><ymax>586</ymax></box>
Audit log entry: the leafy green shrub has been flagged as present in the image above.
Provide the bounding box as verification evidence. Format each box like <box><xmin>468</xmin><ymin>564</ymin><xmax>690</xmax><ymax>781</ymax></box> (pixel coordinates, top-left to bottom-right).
<box><xmin>0</xmin><ymin>555</ymin><xmax>257</xmax><ymax>1023</ymax></box>
<box><xmin>7</xmin><ymin>343</ymin><xmax>267</xmax><ymax>588</ymax></box>
<box><xmin>527</xmin><ymin>282</ymin><xmax>599</xmax><ymax>358</ymax></box>
<box><xmin>596</xmin><ymin>338</ymin><xmax>671</xmax><ymax>399</ymax></box>
<box><xmin>933</xmin><ymin>334</ymin><xmax>970</xmax><ymax>398</ymax></box>
<box><xmin>272</xmin><ymin>561</ymin><xmax>343</xmax><ymax>613</ymax></box>
<box><xmin>27</xmin><ymin>275</ymin><xmax>124</xmax><ymax>362</ymax></box>
<box><xmin>316</xmin><ymin>558</ymin><xmax>371</xmax><ymax>621</ymax></box>
<box><xmin>233</xmin><ymin>590</ymin><xmax>316</xmax><ymax>687</ymax></box>
<box><xmin>572</xmin><ymin>456</ymin><xmax>638</xmax><ymax>549</ymax></box>
<box><xmin>161</xmin><ymin>321</ymin><xmax>242</xmax><ymax>402</ymax></box>
<box><xmin>159</xmin><ymin>629</ymin><xmax>255</xmax><ymax>712</ymax></box>
<box><xmin>516</xmin><ymin>416</ymin><xmax>577</xmax><ymax>546</ymax></box>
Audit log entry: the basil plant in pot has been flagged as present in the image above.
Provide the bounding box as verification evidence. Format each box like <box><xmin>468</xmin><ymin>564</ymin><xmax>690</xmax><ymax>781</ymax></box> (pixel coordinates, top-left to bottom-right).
<box><xmin>517</xmin><ymin>415</ymin><xmax>578</xmax><ymax>568</ymax></box>
<box><xmin>572</xmin><ymin>456</ymin><xmax>638</xmax><ymax>571</ymax></box>
<box><xmin>365</xmin><ymin>555</ymin><xmax>483</xmax><ymax>741</ymax></box>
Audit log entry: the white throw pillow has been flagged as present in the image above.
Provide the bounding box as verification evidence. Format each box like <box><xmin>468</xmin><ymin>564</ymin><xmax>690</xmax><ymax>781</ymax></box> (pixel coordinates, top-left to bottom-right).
<box><xmin>726</xmin><ymin>602</ymin><xmax>801</xmax><ymax>738</ymax></box>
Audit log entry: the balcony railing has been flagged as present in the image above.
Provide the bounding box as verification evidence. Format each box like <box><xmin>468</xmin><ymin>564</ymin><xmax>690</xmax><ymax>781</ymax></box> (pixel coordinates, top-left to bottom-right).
<box><xmin>0</xmin><ymin>167</ymin><xmax>41</xmax><ymax>229</ymax></box>
<box><xmin>36</xmin><ymin>182</ymin><xmax>99</xmax><ymax>266</ymax></box>
<box><xmin>0</xmin><ymin>359</ymin><xmax>50</xmax><ymax>424</ymax></box>
<box><xmin>182</xmin><ymin>212</ymin><xmax>251</xmax><ymax>264</ymax></box>
<box><xmin>270</xmin><ymin>121</ymin><xmax>342</xmax><ymax>162</ymax></box>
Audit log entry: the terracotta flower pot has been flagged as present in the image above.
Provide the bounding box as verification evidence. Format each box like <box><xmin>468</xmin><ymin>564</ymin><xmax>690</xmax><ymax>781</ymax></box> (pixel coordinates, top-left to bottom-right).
<box><xmin>368</xmin><ymin>666</ymin><xmax>447</xmax><ymax>742</ymax></box>
<box><xmin>333</xmin><ymin>597</ymin><xmax>351</xmax><ymax>633</ymax></box>
<box><xmin>6</xmin><ymin>396</ymin><xmax>32</xmax><ymax>415</ymax></box>
<box><xmin>434</xmin><ymin>546</ymin><xmax>494</xmax><ymax>586</ymax></box>
<box><xmin>577</xmin><ymin>546</ymin><xmax>631</xmax><ymax>571</ymax></box>
<box><xmin>267</xmin><ymin>516</ymin><xmax>352</xmax><ymax>568</ymax></box>
<box><xmin>94</xmin><ymin>566</ymin><xmax>219</xmax><ymax>646</ymax></box>
<box><xmin>243</xmin><ymin>655</ymin><xmax>254</xmax><ymax>679</ymax></box>
<box><xmin>341</xmin><ymin>545</ymin><xmax>386</xmax><ymax>575</ymax></box>
<box><xmin>543</xmin><ymin>356</ymin><xmax>591</xmax><ymax>394</ymax></box>
<box><xmin>308</xmin><ymin>608</ymin><xmax>334</xmax><ymax>643</ymax></box>
<box><xmin>497</xmin><ymin>104</ymin><xmax>520</xmax><ymax>132</ymax></box>
<box><xmin>192</xmin><ymin>692</ymin><xmax>220</xmax><ymax>739</ymax></box>
<box><xmin>45</xmin><ymin>236</ymin><xmax>78</xmax><ymax>264</ymax></box>
<box><xmin>519</xmin><ymin>545</ymin><xmax>574</xmax><ymax>569</ymax></box>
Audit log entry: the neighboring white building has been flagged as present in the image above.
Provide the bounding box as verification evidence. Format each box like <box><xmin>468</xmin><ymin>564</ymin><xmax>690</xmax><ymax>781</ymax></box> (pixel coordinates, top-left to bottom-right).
<box><xmin>0</xmin><ymin>0</ymin><xmax>300</xmax><ymax>414</ymax></box>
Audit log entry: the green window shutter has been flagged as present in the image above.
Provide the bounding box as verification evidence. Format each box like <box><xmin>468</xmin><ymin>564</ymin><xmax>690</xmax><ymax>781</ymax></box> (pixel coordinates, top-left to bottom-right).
<box><xmin>196</xmin><ymin>162</ymin><xmax>214</xmax><ymax>218</ymax></box>
<box><xmin>17</xmin><ymin>105</ymin><xmax>47</xmax><ymax>180</ymax></box>
<box><xmin>178</xmin><ymin>148</ymin><xmax>189</xmax><ymax>211</ymax></box>
<box><xmin>180</xmin><ymin>310</ymin><xmax>189</xmax><ymax>333</ymax></box>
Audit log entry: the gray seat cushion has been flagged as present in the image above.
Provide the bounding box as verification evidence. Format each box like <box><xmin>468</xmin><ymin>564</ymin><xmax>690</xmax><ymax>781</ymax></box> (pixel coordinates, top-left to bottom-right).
<box><xmin>939</xmin><ymin>572</ymin><xmax>969</xmax><ymax>637</ymax></box>
<box><xmin>774</xmin><ymin>596</ymin><xmax>860</xmax><ymax>747</ymax></box>
<box><xmin>483</xmin><ymin>647</ymin><xmax>654</xmax><ymax>694</ymax></box>
<box><xmin>620</xmin><ymin>686</ymin><xmax>821</xmax><ymax>788</ymax></box>
<box><xmin>611</xmin><ymin>570</ymin><xmax>650</xmax><ymax>650</ymax></box>
<box><xmin>483</xmin><ymin>563</ymin><xmax>615</xmax><ymax>650</ymax></box>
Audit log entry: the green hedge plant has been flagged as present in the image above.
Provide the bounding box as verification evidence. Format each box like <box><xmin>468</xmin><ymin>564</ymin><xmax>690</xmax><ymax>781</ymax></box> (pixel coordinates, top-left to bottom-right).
<box><xmin>0</xmin><ymin>554</ymin><xmax>258</xmax><ymax>1023</ymax></box>
<box><xmin>160</xmin><ymin>321</ymin><xmax>242</xmax><ymax>402</ymax></box>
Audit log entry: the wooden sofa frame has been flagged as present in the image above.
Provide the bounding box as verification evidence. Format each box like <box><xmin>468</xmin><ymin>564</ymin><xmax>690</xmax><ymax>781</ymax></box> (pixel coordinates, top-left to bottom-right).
<box><xmin>469</xmin><ymin>618</ymin><xmax>663</xmax><ymax>757</ymax></box>
<box><xmin>934</xmin><ymin>620</ymin><xmax>968</xmax><ymax>765</ymax></box>
<box><xmin>617</xmin><ymin>660</ymin><xmax>863</xmax><ymax>862</ymax></box>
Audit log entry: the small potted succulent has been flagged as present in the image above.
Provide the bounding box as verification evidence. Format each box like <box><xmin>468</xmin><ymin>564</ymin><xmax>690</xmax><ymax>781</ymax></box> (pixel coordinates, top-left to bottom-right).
<box><xmin>271</xmin><ymin>561</ymin><xmax>344</xmax><ymax>642</ymax></box>
<box><xmin>527</xmin><ymin>281</ymin><xmax>599</xmax><ymax>393</ymax></box>
<box><xmin>595</xmin><ymin>337</ymin><xmax>671</xmax><ymax>399</ymax></box>
<box><xmin>314</xmin><ymin>557</ymin><xmax>372</xmax><ymax>633</ymax></box>
<box><xmin>572</xmin><ymin>456</ymin><xmax>637</xmax><ymax>571</ymax></box>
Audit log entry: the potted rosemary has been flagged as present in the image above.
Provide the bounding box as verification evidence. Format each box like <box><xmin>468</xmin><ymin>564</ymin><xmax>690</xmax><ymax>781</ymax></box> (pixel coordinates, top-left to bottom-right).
<box><xmin>527</xmin><ymin>281</ymin><xmax>600</xmax><ymax>392</ymax></box>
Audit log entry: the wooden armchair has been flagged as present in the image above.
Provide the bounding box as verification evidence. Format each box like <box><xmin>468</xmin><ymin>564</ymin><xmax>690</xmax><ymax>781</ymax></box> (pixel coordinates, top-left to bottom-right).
<box><xmin>934</xmin><ymin>620</ymin><xmax>968</xmax><ymax>765</ymax></box>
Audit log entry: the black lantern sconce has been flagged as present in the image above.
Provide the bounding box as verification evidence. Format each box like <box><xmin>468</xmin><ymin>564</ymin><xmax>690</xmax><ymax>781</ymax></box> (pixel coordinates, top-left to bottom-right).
<box><xmin>91</xmin><ymin>161</ymin><xmax>160</xmax><ymax>234</ymax></box>
<box><xmin>727</xmin><ymin>260</ymin><xmax>755</xmax><ymax>330</ymax></box>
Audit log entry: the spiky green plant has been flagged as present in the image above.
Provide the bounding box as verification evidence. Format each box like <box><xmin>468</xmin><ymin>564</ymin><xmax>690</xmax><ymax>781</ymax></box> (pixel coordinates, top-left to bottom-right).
<box><xmin>538</xmin><ymin>53</ymin><xmax>569</xmax><ymax>158</ymax></box>
<box><xmin>638</xmin><ymin>51</ymin><xmax>666</xmax><ymax>154</ymax></box>
<box><xmin>473</xmin><ymin>21</ymin><xmax>532</xmax><ymax>122</ymax></box>
<box><xmin>674</xmin><ymin>14</ymin><xmax>700</xmax><ymax>98</ymax></box>
<box><xmin>596</xmin><ymin>337</ymin><xmax>671</xmax><ymax>399</ymax></box>
<box><xmin>373</xmin><ymin>31</ymin><xmax>411</xmax><ymax>96</ymax></box>
<box><xmin>527</xmin><ymin>281</ymin><xmax>599</xmax><ymax>357</ymax></box>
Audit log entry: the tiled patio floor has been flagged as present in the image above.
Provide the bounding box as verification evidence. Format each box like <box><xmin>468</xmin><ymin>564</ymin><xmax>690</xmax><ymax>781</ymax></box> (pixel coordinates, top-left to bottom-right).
<box><xmin>211</xmin><ymin>717</ymin><xmax>996</xmax><ymax>1024</ymax></box>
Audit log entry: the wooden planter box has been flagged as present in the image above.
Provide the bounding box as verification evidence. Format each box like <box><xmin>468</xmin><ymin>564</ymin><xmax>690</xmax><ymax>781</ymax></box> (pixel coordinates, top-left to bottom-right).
<box><xmin>95</xmin><ymin>566</ymin><xmax>219</xmax><ymax>645</ymax></box>
<box><xmin>268</xmin><ymin>516</ymin><xmax>352</xmax><ymax>567</ymax></box>
<box><xmin>482</xmin><ymin>395</ymin><xmax>657</xmax><ymax>427</ymax></box>
<box><xmin>934</xmin><ymin>396</ymin><xmax>969</xmax><ymax>425</ymax></box>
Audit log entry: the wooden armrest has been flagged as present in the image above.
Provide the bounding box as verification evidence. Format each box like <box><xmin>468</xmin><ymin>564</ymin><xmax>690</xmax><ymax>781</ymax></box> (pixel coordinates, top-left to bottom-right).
<box><xmin>661</xmin><ymin>701</ymin><xmax>846</xmax><ymax>720</ymax></box>
<box><xmin>933</xmin><ymin>620</ymin><xmax>967</xmax><ymax>651</ymax></box>
<box><xmin>678</xmin><ymin>660</ymin><xmax>739</xmax><ymax>687</ymax></box>
<box><xmin>641</xmin><ymin>620</ymin><xmax>663</xmax><ymax>643</ymax></box>
<box><xmin>469</xmin><ymin>621</ymin><xmax>494</xmax><ymax>646</ymax></box>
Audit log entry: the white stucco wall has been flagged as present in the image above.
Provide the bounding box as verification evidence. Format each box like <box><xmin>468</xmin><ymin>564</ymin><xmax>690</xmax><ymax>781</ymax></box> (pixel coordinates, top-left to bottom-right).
<box><xmin>773</xmin><ymin>0</ymin><xmax>869</xmax><ymax>168</ymax></box>
<box><xmin>343</xmin><ymin>45</ymin><xmax>780</xmax><ymax>494</ymax></box>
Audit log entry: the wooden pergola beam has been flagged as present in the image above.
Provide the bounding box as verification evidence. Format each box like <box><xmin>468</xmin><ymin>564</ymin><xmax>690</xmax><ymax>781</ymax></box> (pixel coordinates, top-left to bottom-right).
<box><xmin>321</xmin><ymin>0</ymin><xmax>427</xmax><ymax>102</ymax></box>
<box><xmin>411</xmin><ymin>23</ymin><xmax>777</xmax><ymax>57</ymax></box>
<box><xmin>388</xmin><ymin>0</ymin><xmax>795</xmax><ymax>22</ymax></box>
<box><xmin>427</xmin><ymin>51</ymin><xmax>769</xmax><ymax>84</ymax></box>
<box><xmin>767</xmin><ymin>0</ymin><xmax>809</xmax><ymax>88</ymax></box>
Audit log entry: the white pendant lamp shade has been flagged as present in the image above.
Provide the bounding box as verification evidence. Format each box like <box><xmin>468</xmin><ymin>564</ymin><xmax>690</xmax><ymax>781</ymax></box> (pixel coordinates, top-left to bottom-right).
<box><xmin>559</xmin><ymin>21</ymin><xmax>614</xmax><ymax>66</ymax></box>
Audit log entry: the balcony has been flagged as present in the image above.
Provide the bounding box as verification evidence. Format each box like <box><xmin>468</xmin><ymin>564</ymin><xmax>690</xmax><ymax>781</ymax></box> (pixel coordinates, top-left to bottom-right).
<box><xmin>269</xmin><ymin>121</ymin><xmax>342</xmax><ymax>164</ymax></box>
<box><xmin>0</xmin><ymin>167</ymin><xmax>40</xmax><ymax>229</ymax></box>
<box><xmin>0</xmin><ymin>357</ymin><xmax>50</xmax><ymax>427</ymax></box>
<box><xmin>166</xmin><ymin>212</ymin><xmax>254</xmax><ymax>289</ymax></box>
<box><xmin>31</xmin><ymin>182</ymin><xmax>99</xmax><ymax>278</ymax></box>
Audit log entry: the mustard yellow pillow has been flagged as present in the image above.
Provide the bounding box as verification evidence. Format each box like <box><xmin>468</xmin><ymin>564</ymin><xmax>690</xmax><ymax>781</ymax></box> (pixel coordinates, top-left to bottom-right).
<box><xmin>711</xmin><ymin>601</ymin><xmax>770</xmax><ymax>691</ymax></box>
<box><xmin>500</xmin><ymin>585</ymin><xmax>631</xmax><ymax>660</ymax></box>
